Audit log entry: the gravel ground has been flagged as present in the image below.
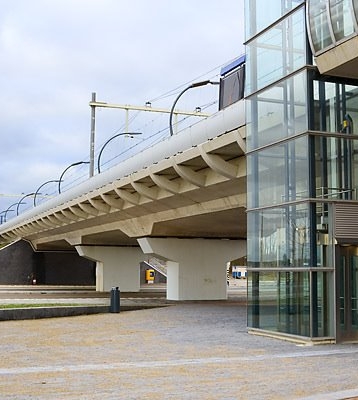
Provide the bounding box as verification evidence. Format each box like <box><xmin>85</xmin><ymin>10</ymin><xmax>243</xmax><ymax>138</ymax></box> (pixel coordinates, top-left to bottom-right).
<box><xmin>0</xmin><ymin>302</ymin><xmax>358</xmax><ymax>399</ymax></box>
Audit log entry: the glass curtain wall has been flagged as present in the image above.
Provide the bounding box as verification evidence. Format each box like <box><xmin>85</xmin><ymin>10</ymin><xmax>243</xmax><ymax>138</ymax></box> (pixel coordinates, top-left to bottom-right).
<box><xmin>307</xmin><ymin>0</ymin><xmax>358</xmax><ymax>55</ymax></box>
<box><xmin>246</xmin><ymin>1</ymin><xmax>335</xmax><ymax>338</ymax></box>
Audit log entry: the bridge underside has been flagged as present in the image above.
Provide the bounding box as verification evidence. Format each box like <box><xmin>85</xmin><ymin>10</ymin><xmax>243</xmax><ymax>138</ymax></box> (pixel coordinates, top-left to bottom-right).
<box><xmin>3</xmin><ymin>128</ymin><xmax>246</xmax><ymax>252</ymax></box>
<box><xmin>0</xmin><ymin>124</ymin><xmax>247</xmax><ymax>300</ymax></box>
<box><xmin>30</xmin><ymin>207</ymin><xmax>246</xmax><ymax>251</ymax></box>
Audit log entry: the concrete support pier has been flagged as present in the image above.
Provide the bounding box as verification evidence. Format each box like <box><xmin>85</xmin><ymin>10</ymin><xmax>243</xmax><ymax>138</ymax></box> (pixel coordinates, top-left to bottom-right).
<box><xmin>76</xmin><ymin>246</ymin><xmax>143</xmax><ymax>292</ymax></box>
<box><xmin>138</xmin><ymin>238</ymin><xmax>245</xmax><ymax>301</ymax></box>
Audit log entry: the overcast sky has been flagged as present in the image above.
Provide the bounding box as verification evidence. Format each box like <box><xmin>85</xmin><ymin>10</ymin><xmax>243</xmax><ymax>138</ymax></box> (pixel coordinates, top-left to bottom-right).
<box><xmin>0</xmin><ymin>0</ymin><xmax>245</xmax><ymax>216</ymax></box>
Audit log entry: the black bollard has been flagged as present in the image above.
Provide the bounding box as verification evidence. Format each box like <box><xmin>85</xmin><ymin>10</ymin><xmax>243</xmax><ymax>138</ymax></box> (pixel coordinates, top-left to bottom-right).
<box><xmin>109</xmin><ymin>286</ymin><xmax>120</xmax><ymax>313</ymax></box>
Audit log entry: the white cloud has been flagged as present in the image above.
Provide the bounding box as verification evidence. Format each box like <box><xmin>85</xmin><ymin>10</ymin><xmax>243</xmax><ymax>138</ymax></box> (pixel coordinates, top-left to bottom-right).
<box><xmin>0</xmin><ymin>0</ymin><xmax>245</xmax><ymax>214</ymax></box>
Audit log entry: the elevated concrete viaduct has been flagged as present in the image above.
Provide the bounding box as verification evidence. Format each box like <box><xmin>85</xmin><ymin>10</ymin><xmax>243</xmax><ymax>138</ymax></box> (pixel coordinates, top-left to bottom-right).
<box><xmin>0</xmin><ymin>101</ymin><xmax>246</xmax><ymax>300</ymax></box>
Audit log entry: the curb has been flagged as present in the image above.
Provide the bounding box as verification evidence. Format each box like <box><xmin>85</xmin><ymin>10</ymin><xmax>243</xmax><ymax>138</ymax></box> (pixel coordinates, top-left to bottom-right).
<box><xmin>0</xmin><ymin>304</ymin><xmax>170</xmax><ymax>321</ymax></box>
<box><xmin>0</xmin><ymin>305</ymin><xmax>109</xmax><ymax>321</ymax></box>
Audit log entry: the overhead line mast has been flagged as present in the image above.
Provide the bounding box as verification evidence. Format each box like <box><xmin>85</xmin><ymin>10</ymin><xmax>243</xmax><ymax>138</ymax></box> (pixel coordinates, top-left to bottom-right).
<box><xmin>88</xmin><ymin>92</ymin><xmax>211</xmax><ymax>177</ymax></box>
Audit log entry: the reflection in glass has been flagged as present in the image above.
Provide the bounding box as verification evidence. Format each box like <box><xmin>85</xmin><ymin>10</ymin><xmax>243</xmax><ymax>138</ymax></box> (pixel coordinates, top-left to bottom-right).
<box><xmin>330</xmin><ymin>0</ymin><xmax>355</xmax><ymax>41</ymax></box>
<box><xmin>247</xmin><ymin>136</ymin><xmax>309</xmax><ymax>208</ymax></box>
<box><xmin>308</xmin><ymin>0</ymin><xmax>334</xmax><ymax>53</ymax></box>
<box><xmin>247</xmin><ymin>204</ymin><xmax>311</xmax><ymax>269</ymax></box>
<box><xmin>245</xmin><ymin>0</ymin><xmax>305</xmax><ymax>40</ymax></box>
<box><xmin>307</xmin><ymin>0</ymin><xmax>358</xmax><ymax>55</ymax></box>
<box><xmin>314</xmin><ymin>136</ymin><xmax>358</xmax><ymax>201</ymax></box>
<box><xmin>247</xmin><ymin>71</ymin><xmax>308</xmax><ymax>151</ymax></box>
<box><xmin>313</xmin><ymin>80</ymin><xmax>358</xmax><ymax>134</ymax></box>
<box><xmin>248</xmin><ymin>271</ymin><xmax>310</xmax><ymax>336</ymax></box>
<box><xmin>246</xmin><ymin>6</ymin><xmax>306</xmax><ymax>95</ymax></box>
<box><xmin>248</xmin><ymin>270</ymin><xmax>334</xmax><ymax>337</ymax></box>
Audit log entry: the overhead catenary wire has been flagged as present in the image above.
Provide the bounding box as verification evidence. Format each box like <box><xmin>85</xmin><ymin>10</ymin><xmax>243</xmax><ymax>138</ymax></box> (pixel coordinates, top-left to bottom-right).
<box><xmin>4</xmin><ymin>57</ymin><xmax>233</xmax><ymax>215</ymax></box>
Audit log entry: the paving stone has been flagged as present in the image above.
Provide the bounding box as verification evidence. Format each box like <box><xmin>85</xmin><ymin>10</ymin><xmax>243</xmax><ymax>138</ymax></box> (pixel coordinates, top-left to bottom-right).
<box><xmin>0</xmin><ymin>302</ymin><xmax>357</xmax><ymax>399</ymax></box>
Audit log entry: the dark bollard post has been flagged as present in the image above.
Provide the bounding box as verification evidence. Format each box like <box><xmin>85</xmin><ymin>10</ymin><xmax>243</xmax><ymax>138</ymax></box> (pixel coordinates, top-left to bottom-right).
<box><xmin>109</xmin><ymin>286</ymin><xmax>120</xmax><ymax>313</ymax></box>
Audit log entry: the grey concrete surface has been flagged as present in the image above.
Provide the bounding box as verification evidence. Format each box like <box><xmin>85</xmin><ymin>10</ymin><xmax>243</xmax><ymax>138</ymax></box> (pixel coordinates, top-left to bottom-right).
<box><xmin>0</xmin><ymin>297</ymin><xmax>358</xmax><ymax>399</ymax></box>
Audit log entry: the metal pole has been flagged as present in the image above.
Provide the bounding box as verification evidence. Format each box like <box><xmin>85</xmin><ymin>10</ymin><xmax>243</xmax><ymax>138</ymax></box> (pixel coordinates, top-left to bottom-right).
<box><xmin>125</xmin><ymin>109</ymin><xmax>129</xmax><ymax>134</ymax></box>
<box><xmin>169</xmin><ymin>80</ymin><xmax>219</xmax><ymax>137</ymax></box>
<box><xmin>58</xmin><ymin>161</ymin><xmax>90</xmax><ymax>193</ymax></box>
<box><xmin>97</xmin><ymin>132</ymin><xmax>142</xmax><ymax>174</ymax></box>
<box><xmin>90</xmin><ymin>92</ymin><xmax>96</xmax><ymax>177</ymax></box>
<box><xmin>34</xmin><ymin>180</ymin><xmax>61</xmax><ymax>207</ymax></box>
<box><xmin>16</xmin><ymin>193</ymin><xmax>35</xmax><ymax>215</ymax></box>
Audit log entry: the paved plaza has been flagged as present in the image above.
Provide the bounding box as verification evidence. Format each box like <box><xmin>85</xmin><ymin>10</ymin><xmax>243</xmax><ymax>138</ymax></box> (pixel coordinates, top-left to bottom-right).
<box><xmin>0</xmin><ymin>294</ymin><xmax>358</xmax><ymax>399</ymax></box>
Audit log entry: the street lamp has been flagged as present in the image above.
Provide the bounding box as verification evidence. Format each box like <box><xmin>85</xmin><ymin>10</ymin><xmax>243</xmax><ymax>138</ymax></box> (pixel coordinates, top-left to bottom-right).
<box><xmin>58</xmin><ymin>161</ymin><xmax>90</xmax><ymax>193</ymax></box>
<box><xmin>16</xmin><ymin>193</ymin><xmax>35</xmax><ymax>215</ymax></box>
<box><xmin>3</xmin><ymin>202</ymin><xmax>20</xmax><ymax>223</ymax></box>
<box><xmin>169</xmin><ymin>80</ymin><xmax>220</xmax><ymax>136</ymax></box>
<box><xmin>97</xmin><ymin>132</ymin><xmax>142</xmax><ymax>174</ymax></box>
<box><xmin>33</xmin><ymin>180</ymin><xmax>61</xmax><ymax>207</ymax></box>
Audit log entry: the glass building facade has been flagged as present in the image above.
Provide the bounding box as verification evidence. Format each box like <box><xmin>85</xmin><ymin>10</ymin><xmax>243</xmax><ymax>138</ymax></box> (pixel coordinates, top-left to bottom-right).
<box><xmin>245</xmin><ymin>0</ymin><xmax>358</xmax><ymax>342</ymax></box>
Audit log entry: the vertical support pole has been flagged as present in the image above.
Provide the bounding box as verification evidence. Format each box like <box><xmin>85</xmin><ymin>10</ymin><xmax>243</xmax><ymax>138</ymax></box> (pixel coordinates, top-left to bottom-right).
<box><xmin>90</xmin><ymin>92</ymin><xmax>96</xmax><ymax>177</ymax></box>
<box><xmin>125</xmin><ymin>108</ymin><xmax>129</xmax><ymax>134</ymax></box>
<box><xmin>174</xmin><ymin>113</ymin><xmax>178</xmax><ymax>135</ymax></box>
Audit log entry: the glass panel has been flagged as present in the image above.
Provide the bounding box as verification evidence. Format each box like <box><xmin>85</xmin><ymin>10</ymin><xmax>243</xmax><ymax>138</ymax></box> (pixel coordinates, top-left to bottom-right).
<box><xmin>329</xmin><ymin>0</ymin><xmax>355</xmax><ymax>41</ymax></box>
<box><xmin>316</xmin><ymin>271</ymin><xmax>335</xmax><ymax>336</ymax></box>
<box><xmin>247</xmin><ymin>204</ymin><xmax>311</xmax><ymax>269</ymax></box>
<box><xmin>246</xmin><ymin>71</ymin><xmax>308</xmax><ymax>151</ymax></box>
<box><xmin>312</xmin><ymin>81</ymin><xmax>358</xmax><ymax>134</ymax></box>
<box><xmin>308</xmin><ymin>0</ymin><xmax>334</xmax><ymax>54</ymax></box>
<box><xmin>219</xmin><ymin>65</ymin><xmax>245</xmax><ymax>110</ymax></box>
<box><xmin>314</xmin><ymin>136</ymin><xmax>358</xmax><ymax>200</ymax></box>
<box><xmin>247</xmin><ymin>136</ymin><xmax>309</xmax><ymax>208</ymax></box>
<box><xmin>248</xmin><ymin>270</ymin><xmax>310</xmax><ymax>336</ymax></box>
<box><xmin>245</xmin><ymin>0</ymin><xmax>305</xmax><ymax>40</ymax></box>
<box><xmin>245</xmin><ymin>6</ymin><xmax>306</xmax><ymax>95</ymax></box>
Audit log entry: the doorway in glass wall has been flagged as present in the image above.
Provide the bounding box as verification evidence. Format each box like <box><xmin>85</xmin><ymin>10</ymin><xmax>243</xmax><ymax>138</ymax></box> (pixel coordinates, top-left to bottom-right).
<box><xmin>337</xmin><ymin>244</ymin><xmax>358</xmax><ymax>342</ymax></box>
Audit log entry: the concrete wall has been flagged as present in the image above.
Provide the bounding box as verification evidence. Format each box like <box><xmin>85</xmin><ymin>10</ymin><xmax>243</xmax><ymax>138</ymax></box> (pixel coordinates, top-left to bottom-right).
<box><xmin>0</xmin><ymin>240</ymin><xmax>95</xmax><ymax>285</ymax></box>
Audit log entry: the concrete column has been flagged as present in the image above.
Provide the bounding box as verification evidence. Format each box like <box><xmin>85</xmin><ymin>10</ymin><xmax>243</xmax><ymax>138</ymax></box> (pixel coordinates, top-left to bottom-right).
<box><xmin>76</xmin><ymin>246</ymin><xmax>144</xmax><ymax>292</ymax></box>
<box><xmin>96</xmin><ymin>262</ymin><xmax>104</xmax><ymax>292</ymax></box>
<box><xmin>138</xmin><ymin>238</ymin><xmax>246</xmax><ymax>301</ymax></box>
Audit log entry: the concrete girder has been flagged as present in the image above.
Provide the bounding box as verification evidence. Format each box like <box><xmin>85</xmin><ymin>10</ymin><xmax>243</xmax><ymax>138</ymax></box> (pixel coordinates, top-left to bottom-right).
<box><xmin>54</xmin><ymin>213</ymin><xmax>72</xmax><ymax>224</ymax></box>
<box><xmin>1</xmin><ymin>231</ymin><xmax>18</xmax><ymax>241</ymax></box>
<box><xmin>172</xmin><ymin>161</ymin><xmax>206</xmax><ymax>187</ymax></box>
<box><xmin>43</xmin><ymin>217</ymin><xmax>61</xmax><ymax>228</ymax></box>
<box><xmin>36</xmin><ymin>219</ymin><xmax>52</xmax><ymax>229</ymax></box>
<box><xmin>88</xmin><ymin>198</ymin><xmax>111</xmax><ymax>214</ymax></box>
<box><xmin>235</xmin><ymin>126</ymin><xmax>246</xmax><ymax>153</ymax></box>
<box><xmin>0</xmin><ymin>234</ymin><xmax>12</xmax><ymax>242</ymax></box>
<box><xmin>149</xmin><ymin>171</ymin><xmax>180</xmax><ymax>194</ymax></box>
<box><xmin>199</xmin><ymin>145</ymin><xmax>238</xmax><ymax>179</ymax></box>
<box><xmin>29</xmin><ymin>221</ymin><xmax>43</xmax><ymax>231</ymax></box>
<box><xmin>114</xmin><ymin>188</ymin><xmax>140</xmax><ymax>206</ymax></box>
<box><xmin>14</xmin><ymin>225</ymin><xmax>33</xmax><ymax>235</ymax></box>
<box><xmin>21</xmin><ymin>192</ymin><xmax>245</xmax><ymax>247</ymax></box>
<box><xmin>78</xmin><ymin>202</ymin><xmax>99</xmax><ymax>216</ymax></box>
<box><xmin>61</xmin><ymin>209</ymin><xmax>81</xmax><ymax>222</ymax></box>
<box><xmin>100</xmin><ymin>194</ymin><xmax>124</xmax><ymax>210</ymax></box>
<box><xmin>12</xmin><ymin>227</ymin><xmax>27</xmax><ymax>236</ymax></box>
<box><xmin>28</xmin><ymin>223</ymin><xmax>41</xmax><ymax>233</ymax></box>
<box><xmin>0</xmin><ymin>127</ymin><xmax>246</xmax><ymax>249</ymax></box>
<box><xmin>66</xmin><ymin>236</ymin><xmax>84</xmax><ymax>246</ymax></box>
<box><xmin>69</xmin><ymin>206</ymin><xmax>89</xmax><ymax>219</ymax></box>
<box><xmin>130</xmin><ymin>179</ymin><xmax>159</xmax><ymax>201</ymax></box>
<box><xmin>47</xmin><ymin>214</ymin><xmax>64</xmax><ymax>226</ymax></box>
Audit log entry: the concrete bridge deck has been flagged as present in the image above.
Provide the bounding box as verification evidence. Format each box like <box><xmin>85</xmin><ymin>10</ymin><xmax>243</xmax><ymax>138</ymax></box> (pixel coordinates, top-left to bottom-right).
<box><xmin>0</xmin><ymin>100</ymin><xmax>247</xmax><ymax>301</ymax></box>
